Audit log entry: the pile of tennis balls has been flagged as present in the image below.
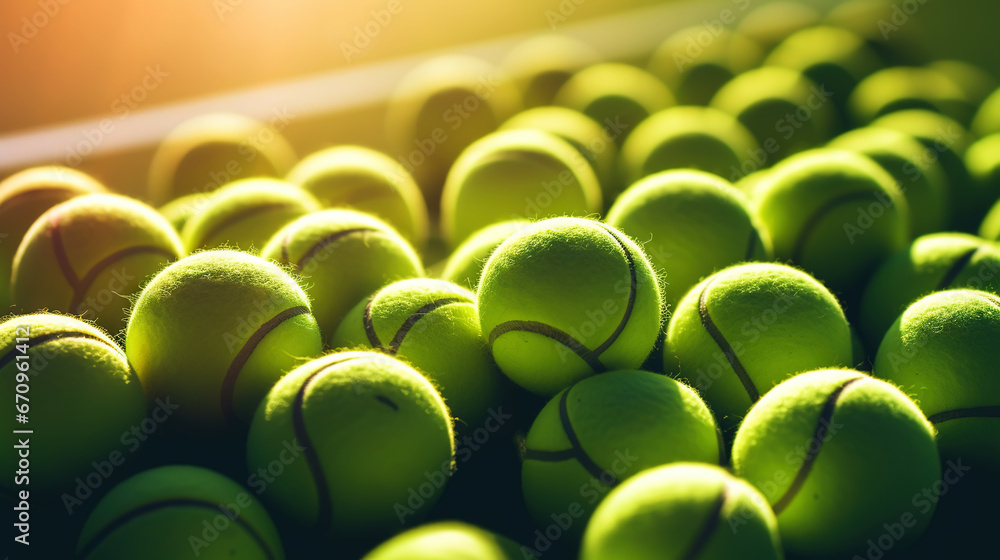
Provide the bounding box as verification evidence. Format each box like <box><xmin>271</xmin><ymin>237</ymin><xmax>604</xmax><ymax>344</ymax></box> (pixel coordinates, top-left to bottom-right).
<box><xmin>3</xmin><ymin>1</ymin><xmax>999</xmax><ymax>558</ymax></box>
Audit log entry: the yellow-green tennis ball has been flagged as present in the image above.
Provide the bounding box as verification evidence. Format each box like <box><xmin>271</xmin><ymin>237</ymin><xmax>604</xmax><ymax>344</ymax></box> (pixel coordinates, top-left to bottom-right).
<box><xmin>710</xmin><ymin>67</ymin><xmax>837</xmax><ymax>163</ymax></box>
<box><xmin>362</xmin><ymin>521</ymin><xmax>523</xmax><ymax>560</ymax></box>
<box><xmin>157</xmin><ymin>192</ymin><xmax>212</xmax><ymax>234</ymax></box>
<box><xmin>606</xmin><ymin>170</ymin><xmax>771</xmax><ymax>311</ymax></box>
<box><xmin>929</xmin><ymin>60</ymin><xmax>997</xmax><ymax>109</ymax></box>
<box><xmin>285</xmin><ymin>145</ymin><xmax>430</xmax><ymax>248</ymax></box>
<box><xmin>259</xmin><ymin>209</ymin><xmax>423</xmax><ymax>337</ymax></box>
<box><xmin>665</xmin><ymin>263</ymin><xmax>852</xmax><ymax>431</ymax></box>
<box><xmin>181</xmin><ymin>178</ymin><xmax>320</xmax><ymax>252</ymax></box>
<box><xmin>1</xmin><ymin>313</ymin><xmax>146</xmax><ymax>492</ymax></box>
<box><xmin>500</xmin><ymin>106</ymin><xmax>619</xmax><ymax>207</ymax></box>
<box><xmin>737</xmin><ymin>1</ymin><xmax>821</xmax><ymax>53</ymax></box>
<box><xmin>969</xmin><ymin>134</ymin><xmax>1000</xmax><ymax>238</ymax></box>
<box><xmin>618</xmin><ymin>106</ymin><xmax>760</xmax><ymax>188</ymax></box>
<box><xmin>125</xmin><ymin>250</ymin><xmax>323</xmax><ymax>432</ymax></box>
<box><xmin>0</xmin><ymin>166</ymin><xmax>106</xmax><ymax>310</ymax></box>
<box><xmin>500</xmin><ymin>35</ymin><xmax>600</xmax><ymax>109</ymax></box>
<box><xmin>754</xmin><ymin>148</ymin><xmax>909</xmax><ymax>297</ymax></box>
<box><xmin>522</xmin><ymin>370</ymin><xmax>721</xmax><ymax>538</ymax></box>
<box><xmin>648</xmin><ymin>26</ymin><xmax>764</xmax><ymax>106</ymax></box>
<box><xmin>148</xmin><ymin>112</ymin><xmax>298</xmax><ymax>205</ymax></box>
<box><xmin>440</xmin><ymin>129</ymin><xmax>602</xmax><ymax>247</ymax></box>
<box><xmin>246</xmin><ymin>351</ymin><xmax>455</xmax><ymax>535</ymax></box>
<box><xmin>849</xmin><ymin>66</ymin><xmax>975</xmax><ymax>128</ymax></box>
<box><xmin>554</xmin><ymin>63</ymin><xmax>675</xmax><ymax>145</ymax></box>
<box><xmin>731</xmin><ymin>369</ymin><xmax>941</xmax><ymax>558</ymax></box>
<box><xmin>973</xmin><ymin>85</ymin><xmax>1000</xmax><ymax>137</ymax></box>
<box><xmin>581</xmin><ymin>463</ymin><xmax>783</xmax><ymax>560</ymax></box>
<box><xmin>331</xmin><ymin>278</ymin><xmax>506</xmax><ymax>429</ymax></box>
<box><xmin>858</xmin><ymin>233</ymin><xmax>1000</xmax><ymax>351</ymax></box>
<box><xmin>385</xmin><ymin>56</ymin><xmax>522</xmax><ymax>209</ymax></box>
<box><xmin>11</xmin><ymin>194</ymin><xmax>184</xmax><ymax>335</ymax></box>
<box><xmin>477</xmin><ymin>217</ymin><xmax>662</xmax><ymax>395</ymax></box>
<box><xmin>76</xmin><ymin>465</ymin><xmax>284</xmax><ymax>560</ymax></box>
<box><xmin>440</xmin><ymin>220</ymin><xmax>531</xmax><ymax>291</ymax></box>
<box><xmin>874</xmin><ymin>290</ymin><xmax>1000</xmax><ymax>473</ymax></box>
<box><xmin>828</xmin><ymin>126</ymin><xmax>950</xmax><ymax>236</ymax></box>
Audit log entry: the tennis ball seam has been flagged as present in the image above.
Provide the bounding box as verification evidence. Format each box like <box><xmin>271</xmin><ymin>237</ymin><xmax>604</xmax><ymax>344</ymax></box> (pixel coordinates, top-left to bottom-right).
<box><xmin>679</xmin><ymin>480</ymin><xmax>731</xmax><ymax>560</ymax></box>
<box><xmin>0</xmin><ymin>331</ymin><xmax>123</xmax><ymax>368</ymax></box>
<box><xmin>927</xmin><ymin>406</ymin><xmax>1000</xmax><ymax>424</ymax></box>
<box><xmin>281</xmin><ymin>227</ymin><xmax>382</xmax><ymax>269</ymax></box>
<box><xmin>221</xmin><ymin>305</ymin><xmax>311</xmax><ymax>425</ymax></box>
<box><xmin>522</xmin><ymin>386</ymin><xmax>619</xmax><ymax>487</ymax></box>
<box><xmin>772</xmin><ymin>375</ymin><xmax>864</xmax><ymax>515</ymax></box>
<box><xmin>77</xmin><ymin>498</ymin><xmax>280</xmax><ymax>560</ymax></box>
<box><xmin>934</xmin><ymin>246</ymin><xmax>980</xmax><ymax>290</ymax></box>
<box><xmin>362</xmin><ymin>296</ymin><xmax>466</xmax><ymax>355</ymax></box>
<box><xmin>697</xmin><ymin>277</ymin><xmax>758</xmax><ymax>403</ymax></box>
<box><xmin>792</xmin><ymin>191</ymin><xmax>880</xmax><ymax>262</ymax></box>
<box><xmin>195</xmin><ymin>201</ymin><xmax>305</xmax><ymax>249</ymax></box>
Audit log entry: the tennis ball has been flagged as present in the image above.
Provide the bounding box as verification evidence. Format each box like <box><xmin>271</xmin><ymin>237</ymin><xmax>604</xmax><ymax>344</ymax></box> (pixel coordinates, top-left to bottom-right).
<box><xmin>617</xmin><ymin>106</ymin><xmax>760</xmax><ymax>187</ymax></box>
<box><xmin>385</xmin><ymin>56</ymin><xmax>522</xmax><ymax>209</ymax></box>
<box><xmin>285</xmin><ymin>145</ymin><xmax>429</xmax><ymax>248</ymax></box>
<box><xmin>848</xmin><ymin>66</ymin><xmax>975</xmax><ymax>127</ymax></box>
<box><xmin>554</xmin><ymin>63</ymin><xmax>675</xmax><ymax>145</ymax></box>
<box><xmin>858</xmin><ymin>233</ymin><xmax>1000</xmax><ymax>351</ymax></box>
<box><xmin>874</xmin><ymin>289</ymin><xmax>1000</xmax><ymax>472</ymax></box>
<box><xmin>260</xmin><ymin>209</ymin><xmax>423</xmax><ymax>337</ymax></box>
<box><xmin>11</xmin><ymin>194</ymin><xmax>184</xmax><ymax>335</ymax></box>
<box><xmin>157</xmin><ymin>192</ymin><xmax>212</xmax><ymax>233</ymax></box>
<box><xmin>331</xmin><ymin>278</ymin><xmax>506</xmax><ymax>429</ymax></box>
<box><xmin>929</xmin><ymin>60</ymin><xmax>997</xmax><ymax>109</ymax></box>
<box><xmin>664</xmin><ymin>262</ymin><xmax>853</xmax><ymax>431</ymax></box>
<box><xmin>500</xmin><ymin>35</ymin><xmax>600</xmax><ymax>109</ymax></box>
<box><xmin>581</xmin><ymin>463</ymin><xmax>782</xmax><ymax>560</ymax></box>
<box><xmin>148</xmin><ymin>112</ymin><xmax>298</xmax><ymax>205</ymax></box>
<box><xmin>125</xmin><ymin>250</ymin><xmax>323</xmax><ymax>432</ymax></box>
<box><xmin>969</xmin><ymin>134</ymin><xmax>1000</xmax><ymax>238</ymax></box>
<box><xmin>736</xmin><ymin>1</ymin><xmax>821</xmax><ymax>52</ymax></box>
<box><xmin>710</xmin><ymin>67</ymin><xmax>836</xmax><ymax>162</ymax></box>
<box><xmin>731</xmin><ymin>369</ymin><xmax>941</xmax><ymax>558</ymax></box>
<box><xmin>440</xmin><ymin>129</ymin><xmax>602</xmax><ymax>247</ymax></box>
<box><xmin>754</xmin><ymin>148</ymin><xmax>909</xmax><ymax>298</ymax></box>
<box><xmin>77</xmin><ymin>465</ymin><xmax>284</xmax><ymax>560</ymax></box>
<box><xmin>870</xmin><ymin>109</ymin><xmax>975</xmax><ymax>231</ymax></box>
<box><xmin>0</xmin><ymin>166</ymin><xmax>106</xmax><ymax>311</ymax></box>
<box><xmin>973</xmin><ymin>85</ymin><xmax>1000</xmax><ymax>137</ymax></box>
<box><xmin>500</xmin><ymin>106</ymin><xmax>619</xmax><ymax>207</ymax></box>
<box><xmin>246</xmin><ymin>351</ymin><xmax>455</xmax><ymax>534</ymax></box>
<box><xmin>477</xmin><ymin>217</ymin><xmax>661</xmax><ymax>395</ymax></box>
<box><xmin>181</xmin><ymin>178</ymin><xmax>320</xmax><ymax>252</ymax></box>
<box><xmin>0</xmin><ymin>313</ymin><xmax>146</xmax><ymax>492</ymax></box>
<box><xmin>828</xmin><ymin>126</ymin><xmax>950</xmax><ymax>236</ymax></box>
<box><xmin>647</xmin><ymin>26</ymin><xmax>763</xmax><ymax>106</ymax></box>
<box><xmin>440</xmin><ymin>220</ymin><xmax>531</xmax><ymax>290</ymax></box>
<box><xmin>522</xmin><ymin>370</ymin><xmax>721</xmax><ymax>537</ymax></box>
<box><xmin>362</xmin><ymin>521</ymin><xmax>523</xmax><ymax>559</ymax></box>
<box><xmin>605</xmin><ymin>170</ymin><xmax>771</xmax><ymax>311</ymax></box>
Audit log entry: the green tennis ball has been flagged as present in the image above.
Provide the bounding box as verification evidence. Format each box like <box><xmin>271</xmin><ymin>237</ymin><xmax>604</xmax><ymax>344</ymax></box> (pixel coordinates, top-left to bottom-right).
<box><xmin>500</xmin><ymin>106</ymin><xmax>619</xmax><ymax>207</ymax></box>
<box><xmin>618</xmin><ymin>106</ymin><xmax>760</xmax><ymax>187</ymax></box>
<box><xmin>869</xmin><ymin>109</ymin><xmax>975</xmax><ymax>231</ymax></box>
<box><xmin>181</xmin><ymin>178</ymin><xmax>320</xmax><ymax>253</ymax></box>
<box><xmin>605</xmin><ymin>170</ymin><xmax>772</xmax><ymax>311</ymax></box>
<box><xmin>125</xmin><ymin>250</ymin><xmax>323</xmax><ymax>432</ymax></box>
<box><xmin>554</xmin><ymin>63</ymin><xmax>675</xmax><ymax>145</ymax></box>
<box><xmin>710</xmin><ymin>67</ymin><xmax>837</xmax><ymax>162</ymax></box>
<box><xmin>477</xmin><ymin>217</ymin><xmax>662</xmax><ymax>395</ymax></box>
<box><xmin>331</xmin><ymin>278</ymin><xmax>506</xmax><ymax>429</ymax></box>
<box><xmin>849</xmin><ymin>66</ymin><xmax>975</xmax><ymax>128</ymax></box>
<box><xmin>859</xmin><ymin>232</ymin><xmax>1000</xmax><ymax>351</ymax></box>
<box><xmin>647</xmin><ymin>26</ymin><xmax>763</xmax><ymax>106</ymax></box>
<box><xmin>246</xmin><ymin>351</ymin><xmax>455</xmax><ymax>534</ymax></box>
<box><xmin>522</xmin><ymin>370</ymin><xmax>721</xmax><ymax>538</ymax></box>
<box><xmin>148</xmin><ymin>112</ymin><xmax>298</xmax><ymax>205</ymax></box>
<box><xmin>664</xmin><ymin>262</ymin><xmax>852</xmax><ymax>431</ymax></box>
<box><xmin>969</xmin><ymin>134</ymin><xmax>1000</xmax><ymax>238</ymax></box>
<box><xmin>754</xmin><ymin>148</ymin><xmax>909</xmax><ymax>298</ymax></box>
<box><xmin>11</xmin><ymin>194</ymin><xmax>184</xmax><ymax>335</ymax></box>
<box><xmin>259</xmin><ymin>209</ymin><xmax>423</xmax><ymax>337</ymax></box>
<box><xmin>736</xmin><ymin>1</ymin><xmax>821</xmax><ymax>52</ymax></box>
<box><xmin>440</xmin><ymin>129</ymin><xmax>602</xmax><ymax>247</ymax></box>
<box><xmin>581</xmin><ymin>463</ymin><xmax>783</xmax><ymax>560</ymax></box>
<box><xmin>500</xmin><ymin>35</ymin><xmax>599</xmax><ymax>109</ymax></box>
<box><xmin>440</xmin><ymin>220</ymin><xmax>532</xmax><ymax>291</ymax></box>
<box><xmin>731</xmin><ymin>369</ymin><xmax>941</xmax><ymax>558</ymax></box>
<box><xmin>874</xmin><ymin>289</ymin><xmax>1000</xmax><ymax>473</ymax></box>
<box><xmin>929</xmin><ymin>60</ymin><xmax>998</xmax><ymax>109</ymax></box>
<box><xmin>285</xmin><ymin>145</ymin><xmax>430</xmax><ymax>248</ymax></box>
<box><xmin>0</xmin><ymin>166</ymin><xmax>106</xmax><ymax>310</ymax></box>
<box><xmin>385</xmin><ymin>56</ymin><xmax>522</xmax><ymax>208</ymax></box>
<box><xmin>362</xmin><ymin>521</ymin><xmax>523</xmax><ymax>560</ymax></box>
<box><xmin>77</xmin><ymin>465</ymin><xmax>284</xmax><ymax>559</ymax></box>
<box><xmin>157</xmin><ymin>192</ymin><xmax>212</xmax><ymax>233</ymax></box>
<box><xmin>0</xmin><ymin>313</ymin><xmax>146</xmax><ymax>492</ymax></box>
